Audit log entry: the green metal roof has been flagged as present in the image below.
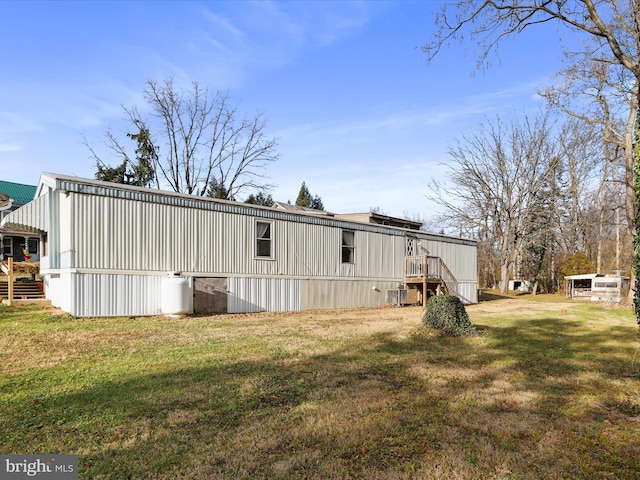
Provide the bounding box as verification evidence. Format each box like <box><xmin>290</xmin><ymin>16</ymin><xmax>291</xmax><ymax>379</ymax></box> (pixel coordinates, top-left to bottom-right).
<box><xmin>0</xmin><ymin>180</ymin><xmax>37</xmax><ymax>206</ymax></box>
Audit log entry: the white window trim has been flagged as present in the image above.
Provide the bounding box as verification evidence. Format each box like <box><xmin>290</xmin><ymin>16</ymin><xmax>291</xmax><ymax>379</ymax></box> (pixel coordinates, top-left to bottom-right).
<box><xmin>255</xmin><ymin>219</ymin><xmax>275</xmax><ymax>260</ymax></box>
<box><xmin>341</xmin><ymin>229</ymin><xmax>355</xmax><ymax>264</ymax></box>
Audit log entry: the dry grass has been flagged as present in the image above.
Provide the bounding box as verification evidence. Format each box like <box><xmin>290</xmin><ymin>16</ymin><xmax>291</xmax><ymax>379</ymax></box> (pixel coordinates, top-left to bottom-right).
<box><xmin>1</xmin><ymin>296</ymin><xmax>639</xmax><ymax>479</ymax></box>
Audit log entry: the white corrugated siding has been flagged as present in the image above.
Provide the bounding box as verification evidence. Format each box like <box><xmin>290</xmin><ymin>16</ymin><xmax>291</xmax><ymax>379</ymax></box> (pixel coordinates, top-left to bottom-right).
<box><xmin>69</xmin><ymin>193</ymin><xmax>408</xmax><ymax>280</ymax></box>
<box><xmin>457</xmin><ymin>282</ymin><xmax>479</xmax><ymax>304</ymax></box>
<box><xmin>0</xmin><ymin>193</ymin><xmax>49</xmax><ymax>232</ymax></box>
<box><xmin>420</xmin><ymin>239</ymin><xmax>477</xmax><ymax>283</ymax></box>
<box><xmin>228</xmin><ymin>277</ymin><xmax>301</xmax><ymax>313</ymax></box>
<box><xmin>69</xmin><ymin>273</ymin><xmax>163</xmax><ymax>317</ymax></box>
<box><xmin>5</xmin><ymin>175</ymin><xmax>479</xmax><ymax>315</ymax></box>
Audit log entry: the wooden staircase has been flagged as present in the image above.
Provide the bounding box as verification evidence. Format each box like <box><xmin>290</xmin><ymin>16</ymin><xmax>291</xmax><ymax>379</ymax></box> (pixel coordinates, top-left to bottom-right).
<box><xmin>1</xmin><ymin>258</ymin><xmax>49</xmax><ymax>306</ymax></box>
<box><xmin>0</xmin><ymin>279</ymin><xmax>46</xmax><ymax>300</ymax></box>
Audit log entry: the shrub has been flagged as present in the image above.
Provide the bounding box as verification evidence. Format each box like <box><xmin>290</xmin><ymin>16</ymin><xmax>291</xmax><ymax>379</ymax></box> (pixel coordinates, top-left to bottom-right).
<box><xmin>422</xmin><ymin>295</ymin><xmax>477</xmax><ymax>336</ymax></box>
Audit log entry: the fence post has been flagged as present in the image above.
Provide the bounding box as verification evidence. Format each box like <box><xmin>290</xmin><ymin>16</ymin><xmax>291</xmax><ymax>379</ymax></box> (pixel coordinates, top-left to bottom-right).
<box><xmin>7</xmin><ymin>257</ymin><xmax>13</xmax><ymax>306</ymax></box>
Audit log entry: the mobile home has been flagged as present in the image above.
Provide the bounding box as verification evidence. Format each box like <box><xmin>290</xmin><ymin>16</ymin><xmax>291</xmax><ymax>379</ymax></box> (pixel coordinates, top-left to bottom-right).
<box><xmin>1</xmin><ymin>173</ymin><xmax>478</xmax><ymax>316</ymax></box>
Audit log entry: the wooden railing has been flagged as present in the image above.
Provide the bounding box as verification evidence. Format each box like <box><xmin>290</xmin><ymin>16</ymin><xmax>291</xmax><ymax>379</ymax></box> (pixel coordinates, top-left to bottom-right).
<box><xmin>404</xmin><ymin>255</ymin><xmax>458</xmax><ymax>296</ymax></box>
<box><xmin>1</xmin><ymin>259</ymin><xmax>45</xmax><ymax>305</ymax></box>
<box><xmin>404</xmin><ymin>255</ymin><xmax>426</xmax><ymax>278</ymax></box>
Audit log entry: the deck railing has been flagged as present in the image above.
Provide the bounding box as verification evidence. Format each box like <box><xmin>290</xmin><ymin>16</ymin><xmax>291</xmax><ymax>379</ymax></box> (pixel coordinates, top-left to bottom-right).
<box><xmin>404</xmin><ymin>255</ymin><xmax>426</xmax><ymax>278</ymax></box>
<box><xmin>404</xmin><ymin>255</ymin><xmax>458</xmax><ymax>296</ymax></box>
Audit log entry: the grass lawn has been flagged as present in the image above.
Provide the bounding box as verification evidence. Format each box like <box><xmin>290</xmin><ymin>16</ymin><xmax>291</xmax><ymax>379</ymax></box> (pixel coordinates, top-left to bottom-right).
<box><xmin>1</xmin><ymin>295</ymin><xmax>639</xmax><ymax>479</ymax></box>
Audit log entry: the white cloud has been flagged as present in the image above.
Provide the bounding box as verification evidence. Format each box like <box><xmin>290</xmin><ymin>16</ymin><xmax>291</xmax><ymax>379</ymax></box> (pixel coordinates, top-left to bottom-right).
<box><xmin>0</xmin><ymin>144</ymin><xmax>20</xmax><ymax>153</ymax></box>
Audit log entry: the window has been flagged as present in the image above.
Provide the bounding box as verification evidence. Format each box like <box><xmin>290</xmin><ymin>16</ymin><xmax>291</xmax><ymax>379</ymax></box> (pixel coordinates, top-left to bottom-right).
<box><xmin>28</xmin><ymin>238</ymin><xmax>38</xmax><ymax>254</ymax></box>
<box><xmin>342</xmin><ymin>230</ymin><xmax>355</xmax><ymax>263</ymax></box>
<box><xmin>256</xmin><ymin>220</ymin><xmax>273</xmax><ymax>258</ymax></box>
<box><xmin>2</xmin><ymin>237</ymin><xmax>12</xmax><ymax>257</ymax></box>
<box><xmin>406</xmin><ymin>237</ymin><xmax>417</xmax><ymax>256</ymax></box>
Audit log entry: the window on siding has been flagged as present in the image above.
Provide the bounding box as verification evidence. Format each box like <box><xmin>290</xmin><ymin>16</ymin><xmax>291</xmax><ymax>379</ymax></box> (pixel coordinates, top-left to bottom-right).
<box><xmin>256</xmin><ymin>220</ymin><xmax>273</xmax><ymax>258</ymax></box>
<box><xmin>342</xmin><ymin>230</ymin><xmax>355</xmax><ymax>263</ymax></box>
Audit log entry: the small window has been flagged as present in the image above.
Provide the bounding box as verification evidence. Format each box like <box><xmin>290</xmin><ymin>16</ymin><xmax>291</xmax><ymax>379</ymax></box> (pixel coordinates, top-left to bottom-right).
<box><xmin>256</xmin><ymin>220</ymin><xmax>273</xmax><ymax>258</ymax></box>
<box><xmin>2</xmin><ymin>237</ymin><xmax>12</xmax><ymax>257</ymax></box>
<box><xmin>28</xmin><ymin>238</ymin><xmax>38</xmax><ymax>254</ymax></box>
<box><xmin>342</xmin><ymin>230</ymin><xmax>355</xmax><ymax>263</ymax></box>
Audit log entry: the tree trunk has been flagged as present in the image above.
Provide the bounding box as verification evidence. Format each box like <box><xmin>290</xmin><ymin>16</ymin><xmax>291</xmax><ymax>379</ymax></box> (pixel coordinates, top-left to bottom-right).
<box><xmin>500</xmin><ymin>262</ymin><xmax>510</xmax><ymax>295</ymax></box>
<box><xmin>632</xmin><ymin>84</ymin><xmax>640</xmax><ymax>314</ymax></box>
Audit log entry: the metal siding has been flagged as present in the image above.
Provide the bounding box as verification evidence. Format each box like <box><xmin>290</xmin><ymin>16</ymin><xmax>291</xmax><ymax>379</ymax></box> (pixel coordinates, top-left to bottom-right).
<box><xmin>70</xmin><ymin>273</ymin><xmax>163</xmax><ymax>317</ymax></box>
<box><xmin>68</xmin><ymin>193</ymin><xmax>410</xmax><ymax>281</ymax></box>
<box><xmin>457</xmin><ymin>282</ymin><xmax>479</xmax><ymax>304</ymax></box>
<box><xmin>420</xmin><ymin>239</ymin><xmax>477</xmax><ymax>283</ymax></box>
<box><xmin>59</xmin><ymin>193</ymin><xmax>74</xmax><ymax>269</ymax></box>
<box><xmin>14</xmin><ymin>174</ymin><xmax>479</xmax><ymax>316</ymax></box>
<box><xmin>52</xmin><ymin>173</ymin><xmax>427</xmax><ymax>237</ymax></box>
<box><xmin>301</xmin><ymin>279</ymin><xmax>398</xmax><ymax>310</ymax></box>
<box><xmin>0</xmin><ymin>193</ymin><xmax>49</xmax><ymax>232</ymax></box>
<box><xmin>67</xmin><ymin>196</ymin><xmax>464</xmax><ymax>282</ymax></box>
<box><xmin>228</xmin><ymin>277</ymin><xmax>301</xmax><ymax>313</ymax></box>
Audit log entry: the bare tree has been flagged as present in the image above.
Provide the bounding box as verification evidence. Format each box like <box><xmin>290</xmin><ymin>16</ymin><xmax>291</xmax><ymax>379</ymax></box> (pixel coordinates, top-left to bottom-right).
<box><xmin>427</xmin><ymin>111</ymin><xmax>558</xmax><ymax>295</ymax></box>
<box><xmin>424</xmin><ymin>0</ymin><xmax>640</xmax><ymax>311</ymax></box>
<box><xmin>90</xmin><ymin>79</ymin><xmax>278</xmax><ymax>200</ymax></box>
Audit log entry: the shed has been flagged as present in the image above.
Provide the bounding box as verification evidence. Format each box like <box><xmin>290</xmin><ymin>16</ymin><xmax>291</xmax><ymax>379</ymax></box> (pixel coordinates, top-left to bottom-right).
<box><xmin>564</xmin><ymin>273</ymin><xmax>629</xmax><ymax>303</ymax></box>
<box><xmin>1</xmin><ymin>173</ymin><xmax>478</xmax><ymax>316</ymax></box>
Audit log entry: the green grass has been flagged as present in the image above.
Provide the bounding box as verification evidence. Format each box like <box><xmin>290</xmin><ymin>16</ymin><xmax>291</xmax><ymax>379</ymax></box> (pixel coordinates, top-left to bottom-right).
<box><xmin>1</xmin><ymin>298</ymin><xmax>639</xmax><ymax>479</ymax></box>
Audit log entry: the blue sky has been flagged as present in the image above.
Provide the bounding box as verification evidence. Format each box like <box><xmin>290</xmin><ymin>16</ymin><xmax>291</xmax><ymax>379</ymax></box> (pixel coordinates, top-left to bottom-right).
<box><xmin>0</xmin><ymin>1</ymin><xmax>575</xmax><ymax>221</ymax></box>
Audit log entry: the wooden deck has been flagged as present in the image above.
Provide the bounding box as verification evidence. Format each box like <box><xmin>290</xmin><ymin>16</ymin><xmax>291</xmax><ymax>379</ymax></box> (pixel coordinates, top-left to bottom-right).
<box><xmin>404</xmin><ymin>255</ymin><xmax>458</xmax><ymax>305</ymax></box>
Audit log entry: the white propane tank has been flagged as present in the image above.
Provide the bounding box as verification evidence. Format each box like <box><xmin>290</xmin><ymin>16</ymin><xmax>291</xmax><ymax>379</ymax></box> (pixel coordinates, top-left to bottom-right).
<box><xmin>161</xmin><ymin>272</ymin><xmax>190</xmax><ymax>316</ymax></box>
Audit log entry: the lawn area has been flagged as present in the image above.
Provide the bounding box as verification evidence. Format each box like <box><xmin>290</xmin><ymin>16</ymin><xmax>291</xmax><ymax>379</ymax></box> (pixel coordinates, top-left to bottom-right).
<box><xmin>1</xmin><ymin>296</ymin><xmax>639</xmax><ymax>479</ymax></box>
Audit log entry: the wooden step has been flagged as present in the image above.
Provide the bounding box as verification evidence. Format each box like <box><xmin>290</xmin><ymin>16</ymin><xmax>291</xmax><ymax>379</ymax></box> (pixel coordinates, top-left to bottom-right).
<box><xmin>0</xmin><ymin>280</ymin><xmax>46</xmax><ymax>300</ymax></box>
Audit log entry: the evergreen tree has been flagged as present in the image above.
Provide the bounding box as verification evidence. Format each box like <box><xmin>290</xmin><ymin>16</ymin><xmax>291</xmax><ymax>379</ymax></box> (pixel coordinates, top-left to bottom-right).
<box><xmin>559</xmin><ymin>252</ymin><xmax>597</xmax><ymax>278</ymax></box>
<box><xmin>295</xmin><ymin>182</ymin><xmax>324</xmax><ymax>210</ymax></box>
<box><xmin>94</xmin><ymin>127</ymin><xmax>157</xmax><ymax>187</ymax></box>
<box><xmin>207</xmin><ymin>178</ymin><xmax>231</xmax><ymax>200</ymax></box>
<box><xmin>127</xmin><ymin>128</ymin><xmax>157</xmax><ymax>187</ymax></box>
<box><xmin>245</xmin><ymin>192</ymin><xmax>274</xmax><ymax>207</ymax></box>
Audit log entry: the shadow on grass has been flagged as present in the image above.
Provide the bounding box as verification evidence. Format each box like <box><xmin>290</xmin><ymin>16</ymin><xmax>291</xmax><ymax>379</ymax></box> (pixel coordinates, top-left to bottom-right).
<box><xmin>478</xmin><ymin>290</ymin><xmax>514</xmax><ymax>302</ymax></box>
<box><xmin>2</xmin><ymin>313</ymin><xmax>640</xmax><ymax>479</ymax></box>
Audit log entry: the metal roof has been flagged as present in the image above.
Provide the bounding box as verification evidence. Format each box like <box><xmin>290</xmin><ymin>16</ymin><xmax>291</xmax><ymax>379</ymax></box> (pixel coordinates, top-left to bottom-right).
<box><xmin>565</xmin><ymin>273</ymin><xmax>628</xmax><ymax>280</ymax></box>
<box><xmin>0</xmin><ymin>180</ymin><xmax>37</xmax><ymax>206</ymax></box>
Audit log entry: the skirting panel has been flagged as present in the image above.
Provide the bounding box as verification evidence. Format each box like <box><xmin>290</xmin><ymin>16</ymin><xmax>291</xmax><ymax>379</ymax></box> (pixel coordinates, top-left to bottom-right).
<box><xmin>68</xmin><ymin>273</ymin><xmax>163</xmax><ymax>317</ymax></box>
<box><xmin>457</xmin><ymin>282</ymin><xmax>478</xmax><ymax>304</ymax></box>
<box><xmin>301</xmin><ymin>279</ymin><xmax>398</xmax><ymax>310</ymax></box>
<box><xmin>228</xmin><ymin>277</ymin><xmax>301</xmax><ymax>313</ymax></box>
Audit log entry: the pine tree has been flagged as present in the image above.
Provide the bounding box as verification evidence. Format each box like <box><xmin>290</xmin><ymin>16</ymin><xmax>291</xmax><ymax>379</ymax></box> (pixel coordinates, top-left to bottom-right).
<box><xmin>295</xmin><ymin>182</ymin><xmax>324</xmax><ymax>210</ymax></box>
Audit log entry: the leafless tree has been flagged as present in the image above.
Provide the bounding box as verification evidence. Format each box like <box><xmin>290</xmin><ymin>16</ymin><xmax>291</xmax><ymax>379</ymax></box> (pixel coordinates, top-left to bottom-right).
<box><xmin>427</xmin><ymin>111</ymin><xmax>558</xmax><ymax>295</ymax></box>
<box><xmin>424</xmin><ymin>0</ymin><xmax>640</xmax><ymax>306</ymax></box>
<box><xmin>555</xmin><ymin>119</ymin><xmax>602</xmax><ymax>255</ymax></box>
<box><xmin>90</xmin><ymin>79</ymin><xmax>278</xmax><ymax>199</ymax></box>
